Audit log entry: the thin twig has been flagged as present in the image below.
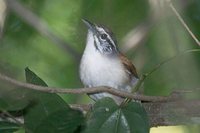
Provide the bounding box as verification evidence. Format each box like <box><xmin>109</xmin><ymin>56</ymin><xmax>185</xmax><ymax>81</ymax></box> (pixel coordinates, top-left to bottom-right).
<box><xmin>70</xmin><ymin>104</ymin><xmax>92</xmax><ymax>112</ymax></box>
<box><xmin>146</xmin><ymin>49</ymin><xmax>200</xmax><ymax>77</ymax></box>
<box><xmin>121</xmin><ymin>49</ymin><xmax>200</xmax><ymax>105</ymax></box>
<box><xmin>1</xmin><ymin>50</ymin><xmax>200</xmax><ymax>103</ymax></box>
<box><xmin>5</xmin><ymin>0</ymin><xmax>81</xmax><ymax>60</ymax></box>
<box><xmin>169</xmin><ymin>1</ymin><xmax>200</xmax><ymax>47</ymax></box>
<box><xmin>0</xmin><ymin>0</ymin><xmax>7</xmax><ymax>39</ymax></box>
<box><xmin>0</xmin><ymin>72</ymin><xmax>172</xmax><ymax>102</ymax></box>
<box><xmin>2</xmin><ymin>111</ymin><xmax>23</xmax><ymax>125</ymax></box>
<box><xmin>2</xmin><ymin>111</ymin><xmax>33</xmax><ymax>133</ymax></box>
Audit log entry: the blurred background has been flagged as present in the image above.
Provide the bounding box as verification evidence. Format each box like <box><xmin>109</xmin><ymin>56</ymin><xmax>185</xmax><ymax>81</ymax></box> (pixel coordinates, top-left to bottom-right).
<box><xmin>0</xmin><ymin>0</ymin><xmax>200</xmax><ymax>132</ymax></box>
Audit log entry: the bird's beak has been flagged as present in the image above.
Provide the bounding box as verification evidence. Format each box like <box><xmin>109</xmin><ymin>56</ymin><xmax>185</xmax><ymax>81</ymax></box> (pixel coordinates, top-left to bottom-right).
<box><xmin>82</xmin><ymin>19</ymin><xmax>98</xmax><ymax>35</ymax></box>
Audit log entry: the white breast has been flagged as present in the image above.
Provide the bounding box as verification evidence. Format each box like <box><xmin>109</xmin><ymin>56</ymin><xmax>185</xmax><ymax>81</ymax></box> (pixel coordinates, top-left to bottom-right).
<box><xmin>80</xmin><ymin>31</ymin><xmax>129</xmax><ymax>89</ymax></box>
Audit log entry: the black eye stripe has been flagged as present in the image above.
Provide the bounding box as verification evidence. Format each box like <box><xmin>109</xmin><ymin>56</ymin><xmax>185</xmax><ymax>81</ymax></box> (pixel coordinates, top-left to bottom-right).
<box><xmin>94</xmin><ymin>28</ymin><xmax>118</xmax><ymax>54</ymax></box>
<box><xmin>99</xmin><ymin>32</ymin><xmax>116</xmax><ymax>50</ymax></box>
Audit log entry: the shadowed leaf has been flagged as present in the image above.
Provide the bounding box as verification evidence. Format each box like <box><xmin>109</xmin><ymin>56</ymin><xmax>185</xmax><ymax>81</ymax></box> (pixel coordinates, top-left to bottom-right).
<box><xmin>0</xmin><ymin>121</ymin><xmax>20</xmax><ymax>133</ymax></box>
<box><xmin>24</xmin><ymin>68</ymin><xmax>85</xmax><ymax>133</ymax></box>
<box><xmin>83</xmin><ymin>98</ymin><xmax>149</xmax><ymax>133</ymax></box>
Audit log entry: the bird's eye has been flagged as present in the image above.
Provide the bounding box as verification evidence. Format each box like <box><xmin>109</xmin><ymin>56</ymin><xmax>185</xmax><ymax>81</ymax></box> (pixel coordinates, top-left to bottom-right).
<box><xmin>100</xmin><ymin>34</ymin><xmax>107</xmax><ymax>40</ymax></box>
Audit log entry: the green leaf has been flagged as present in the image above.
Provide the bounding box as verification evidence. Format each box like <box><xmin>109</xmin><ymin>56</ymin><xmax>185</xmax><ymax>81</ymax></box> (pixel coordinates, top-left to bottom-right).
<box><xmin>83</xmin><ymin>98</ymin><xmax>149</xmax><ymax>133</ymax></box>
<box><xmin>25</xmin><ymin>67</ymin><xmax>47</xmax><ymax>86</ymax></box>
<box><xmin>34</xmin><ymin>108</ymin><xmax>84</xmax><ymax>133</ymax></box>
<box><xmin>0</xmin><ymin>78</ymin><xmax>32</xmax><ymax>111</ymax></box>
<box><xmin>24</xmin><ymin>68</ymin><xmax>85</xmax><ymax>133</ymax></box>
<box><xmin>0</xmin><ymin>121</ymin><xmax>20</xmax><ymax>133</ymax></box>
<box><xmin>0</xmin><ymin>89</ymin><xmax>30</xmax><ymax>111</ymax></box>
<box><xmin>0</xmin><ymin>67</ymin><xmax>48</xmax><ymax>112</ymax></box>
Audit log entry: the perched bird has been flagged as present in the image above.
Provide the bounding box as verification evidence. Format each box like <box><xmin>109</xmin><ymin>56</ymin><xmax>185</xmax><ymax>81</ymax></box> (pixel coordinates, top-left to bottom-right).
<box><xmin>80</xmin><ymin>19</ymin><xmax>139</xmax><ymax>104</ymax></box>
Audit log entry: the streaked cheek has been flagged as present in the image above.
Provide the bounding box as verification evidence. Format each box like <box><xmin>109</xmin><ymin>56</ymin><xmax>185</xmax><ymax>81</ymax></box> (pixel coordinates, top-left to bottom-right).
<box><xmin>102</xmin><ymin>44</ymin><xmax>113</xmax><ymax>54</ymax></box>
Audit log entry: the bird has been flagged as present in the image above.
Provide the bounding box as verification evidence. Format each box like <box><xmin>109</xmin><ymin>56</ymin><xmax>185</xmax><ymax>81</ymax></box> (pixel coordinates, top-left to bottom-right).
<box><xmin>80</xmin><ymin>19</ymin><xmax>139</xmax><ymax>104</ymax></box>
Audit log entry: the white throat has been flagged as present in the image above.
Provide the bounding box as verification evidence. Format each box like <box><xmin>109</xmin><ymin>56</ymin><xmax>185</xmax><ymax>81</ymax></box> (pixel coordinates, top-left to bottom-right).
<box><xmin>80</xmin><ymin>30</ymin><xmax>129</xmax><ymax>88</ymax></box>
<box><xmin>83</xmin><ymin>30</ymin><xmax>98</xmax><ymax>56</ymax></box>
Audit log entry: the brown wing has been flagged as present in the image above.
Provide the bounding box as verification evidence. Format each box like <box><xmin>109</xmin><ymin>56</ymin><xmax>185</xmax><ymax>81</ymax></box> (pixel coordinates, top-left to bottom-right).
<box><xmin>119</xmin><ymin>53</ymin><xmax>139</xmax><ymax>79</ymax></box>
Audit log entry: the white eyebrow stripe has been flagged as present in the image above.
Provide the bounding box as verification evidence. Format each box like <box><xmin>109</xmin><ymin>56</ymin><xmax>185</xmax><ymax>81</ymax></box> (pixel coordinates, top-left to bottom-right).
<box><xmin>106</xmin><ymin>32</ymin><xmax>115</xmax><ymax>48</ymax></box>
<box><xmin>97</xmin><ymin>27</ymin><xmax>116</xmax><ymax>49</ymax></box>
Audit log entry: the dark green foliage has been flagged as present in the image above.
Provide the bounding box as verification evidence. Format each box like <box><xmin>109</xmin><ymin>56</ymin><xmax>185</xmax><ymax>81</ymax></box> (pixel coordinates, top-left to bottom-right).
<box><xmin>0</xmin><ymin>68</ymin><xmax>150</xmax><ymax>133</ymax></box>
<box><xmin>0</xmin><ymin>0</ymin><xmax>200</xmax><ymax>132</ymax></box>
<box><xmin>0</xmin><ymin>88</ymin><xmax>30</xmax><ymax>111</ymax></box>
<box><xmin>0</xmin><ymin>121</ymin><xmax>20</xmax><ymax>133</ymax></box>
<box><xmin>83</xmin><ymin>98</ymin><xmax>149</xmax><ymax>133</ymax></box>
<box><xmin>24</xmin><ymin>68</ymin><xmax>85</xmax><ymax>133</ymax></box>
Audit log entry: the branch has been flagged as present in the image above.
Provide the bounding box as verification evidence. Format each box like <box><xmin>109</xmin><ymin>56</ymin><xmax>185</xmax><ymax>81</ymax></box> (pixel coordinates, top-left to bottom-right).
<box><xmin>1</xmin><ymin>50</ymin><xmax>199</xmax><ymax>103</ymax></box>
<box><xmin>5</xmin><ymin>0</ymin><xmax>81</xmax><ymax>60</ymax></box>
<box><xmin>144</xmin><ymin>100</ymin><xmax>200</xmax><ymax>126</ymax></box>
<box><xmin>70</xmin><ymin>99</ymin><xmax>200</xmax><ymax>127</ymax></box>
<box><xmin>3</xmin><ymin>100</ymin><xmax>200</xmax><ymax>127</ymax></box>
<box><xmin>0</xmin><ymin>72</ymin><xmax>177</xmax><ymax>102</ymax></box>
<box><xmin>1</xmin><ymin>111</ymin><xmax>24</xmax><ymax>125</ymax></box>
